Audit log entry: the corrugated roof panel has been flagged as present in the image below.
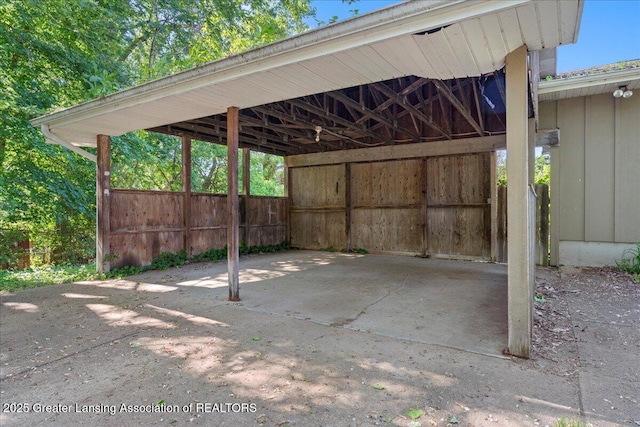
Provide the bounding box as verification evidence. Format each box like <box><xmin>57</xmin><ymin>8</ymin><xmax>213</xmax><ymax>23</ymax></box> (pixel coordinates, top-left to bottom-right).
<box><xmin>516</xmin><ymin>4</ymin><xmax>542</xmax><ymax>50</ymax></box>
<box><xmin>496</xmin><ymin>8</ymin><xmax>524</xmax><ymax>53</ymax></box>
<box><xmin>536</xmin><ymin>2</ymin><xmax>560</xmax><ymax>49</ymax></box>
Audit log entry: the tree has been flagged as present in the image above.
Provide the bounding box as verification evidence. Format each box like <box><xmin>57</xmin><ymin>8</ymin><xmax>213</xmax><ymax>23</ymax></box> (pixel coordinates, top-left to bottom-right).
<box><xmin>1</xmin><ymin>0</ymin><xmax>313</xmax><ymax>266</ymax></box>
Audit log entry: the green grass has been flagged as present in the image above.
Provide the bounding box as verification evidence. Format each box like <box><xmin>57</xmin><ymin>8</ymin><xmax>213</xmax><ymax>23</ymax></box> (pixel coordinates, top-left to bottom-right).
<box><xmin>616</xmin><ymin>243</ymin><xmax>640</xmax><ymax>282</ymax></box>
<box><xmin>0</xmin><ymin>264</ymin><xmax>103</xmax><ymax>293</ymax></box>
<box><xmin>556</xmin><ymin>418</ymin><xmax>586</xmax><ymax>427</ymax></box>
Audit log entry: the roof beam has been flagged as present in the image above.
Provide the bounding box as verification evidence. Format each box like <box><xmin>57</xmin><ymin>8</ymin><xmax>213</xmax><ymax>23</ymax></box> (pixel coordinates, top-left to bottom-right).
<box><xmin>433</xmin><ymin>80</ymin><xmax>484</xmax><ymax>136</ymax></box>
<box><xmin>371</xmin><ymin>82</ymin><xmax>450</xmax><ymax>139</ymax></box>
<box><xmin>285</xmin><ymin>98</ymin><xmax>394</xmax><ymax>145</ymax></box>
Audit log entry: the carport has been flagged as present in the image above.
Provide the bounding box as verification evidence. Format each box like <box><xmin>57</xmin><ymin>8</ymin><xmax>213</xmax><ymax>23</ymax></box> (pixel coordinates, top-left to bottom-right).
<box><xmin>30</xmin><ymin>0</ymin><xmax>584</xmax><ymax>358</ymax></box>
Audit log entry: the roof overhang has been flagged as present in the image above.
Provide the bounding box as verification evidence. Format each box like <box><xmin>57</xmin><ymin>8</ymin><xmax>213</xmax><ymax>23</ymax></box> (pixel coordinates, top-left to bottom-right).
<box><xmin>539</xmin><ymin>67</ymin><xmax>640</xmax><ymax>102</ymax></box>
<box><xmin>31</xmin><ymin>0</ymin><xmax>583</xmax><ymax>148</ymax></box>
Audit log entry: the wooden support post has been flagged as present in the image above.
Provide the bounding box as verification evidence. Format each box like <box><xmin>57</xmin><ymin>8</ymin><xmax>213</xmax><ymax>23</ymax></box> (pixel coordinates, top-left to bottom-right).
<box><xmin>549</xmin><ymin>146</ymin><xmax>560</xmax><ymax>266</ymax></box>
<box><xmin>284</xmin><ymin>164</ymin><xmax>290</xmax><ymax>245</ymax></box>
<box><xmin>182</xmin><ymin>136</ymin><xmax>192</xmax><ymax>254</ymax></box>
<box><xmin>421</xmin><ymin>158</ymin><xmax>428</xmax><ymax>257</ymax></box>
<box><xmin>490</xmin><ymin>151</ymin><xmax>498</xmax><ymax>262</ymax></box>
<box><xmin>506</xmin><ymin>45</ymin><xmax>533</xmax><ymax>358</ymax></box>
<box><xmin>96</xmin><ymin>134</ymin><xmax>111</xmax><ymax>273</ymax></box>
<box><xmin>227</xmin><ymin>107</ymin><xmax>240</xmax><ymax>301</ymax></box>
<box><xmin>345</xmin><ymin>163</ymin><xmax>351</xmax><ymax>251</ymax></box>
<box><xmin>242</xmin><ymin>148</ymin><xmax>251</xmax><ymax>247</ymax></box>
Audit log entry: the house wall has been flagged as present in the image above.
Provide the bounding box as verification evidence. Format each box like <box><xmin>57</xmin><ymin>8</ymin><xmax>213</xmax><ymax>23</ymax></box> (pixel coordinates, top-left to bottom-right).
<box><xmin>539</xmin><ymin>93</ymin><xmax>640</xmax><ymax>266</ymax></box>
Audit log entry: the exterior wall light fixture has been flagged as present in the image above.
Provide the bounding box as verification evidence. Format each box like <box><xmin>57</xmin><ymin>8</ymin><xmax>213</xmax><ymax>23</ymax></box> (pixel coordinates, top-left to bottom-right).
<box><xmin>613</xmin><ymin>85</ymin><xmax>633</xmax><ymax>98</ymax></box>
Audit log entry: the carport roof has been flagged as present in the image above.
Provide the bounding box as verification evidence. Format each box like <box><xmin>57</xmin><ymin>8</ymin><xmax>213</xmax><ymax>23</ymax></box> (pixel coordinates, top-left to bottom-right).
<box><xmin>31</xmin><ymin>0</ymin><xmax>583</xmax><ymax>149</ymax></box>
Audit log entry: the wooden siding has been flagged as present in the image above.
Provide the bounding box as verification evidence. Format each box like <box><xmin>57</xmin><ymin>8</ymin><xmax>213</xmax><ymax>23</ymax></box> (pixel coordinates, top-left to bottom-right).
<box><xmin>557</xmin><ymin>97</ymin><xmax>585</xmax><ymax>241</ymax></box>
<box><xmin>350</xmin><ymin>160</ymin><xmax>423</xmax><ymax>253</ymax></box>
<box><xmin>289</xmin><ymin>153</ymin><xmax>492</xmax><ymax>259</ymax></box>
<box><xmin>289</xmin><ymin>165</ymin><xmax>347</xmax><ymax>249</ymax></box>
<box><xmin>108</xmin><ymin>190</ymin><xmax>286</xmax><ymax>268</ymax></box>
<box><xmin>426</xmin><ymin>154</ymin><xmax>491</xmax><ymax>258</ymax></box>
<box><xmin>614</xmin><ymin>95</ymin><xmax>640</xmax><ymax>243</ymax></box>
<box><xmin>542</xmin><ymin>93</ymin><xmax>640</xmax><ymax>245</ymax></box>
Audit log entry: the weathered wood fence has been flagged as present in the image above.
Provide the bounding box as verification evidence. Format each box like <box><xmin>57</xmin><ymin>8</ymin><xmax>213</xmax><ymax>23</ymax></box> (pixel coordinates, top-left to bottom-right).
<box><xmin>496</xmin><ymin>184</ymin><xmax>550</xmax><ymax>265</ymax></box>
<box><xmin>108</xmin><ymin>189</ymin><xmax>287</xmax><ymax>269</ymax></box>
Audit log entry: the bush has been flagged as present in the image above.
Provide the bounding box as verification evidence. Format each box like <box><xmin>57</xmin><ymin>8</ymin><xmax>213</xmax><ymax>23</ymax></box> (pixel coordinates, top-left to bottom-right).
<box><xmin>0</xmin><ymin>229</ymin><xmax>28</xmax><ymax>268</ymax></box>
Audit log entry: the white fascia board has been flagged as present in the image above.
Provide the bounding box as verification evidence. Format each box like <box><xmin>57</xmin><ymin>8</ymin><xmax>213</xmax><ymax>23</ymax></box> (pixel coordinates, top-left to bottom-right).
<box><xmin>538</xmin><ymin>67</ymin><xmax>640</xmax><ymax>94</ymax></box>
<box><xmin>30</xmin><ymin>0</ymin><xmax>529</xmax><ymax>134</ymax></box>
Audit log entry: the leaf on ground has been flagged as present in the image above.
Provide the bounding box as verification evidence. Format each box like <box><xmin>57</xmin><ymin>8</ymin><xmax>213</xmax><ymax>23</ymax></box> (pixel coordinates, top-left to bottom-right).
<box><xmin>156</xmin><ymin>400</ymin><xmax>165</xmax><ymax>406</ymax></box>
<box><xmin>252</xmin><ymin>336</ymin><xmax>261</xmax><ymax>341</ymax></box>
<box><xmin>405</xmin><ymin>408</ymin><xmax>424</xmax><ymax>419</ymax></box>
<box><xmin>534</xmin><ymin>293</ymin><xmax>546</xmax><ymax>303</ymax></box>
<box><xmin>449</xmin><ymin>415</ymin><xmax>459</xmax><ymax>424</ymax></box>
<box><xmin>373</xmin><ymin>384</ymin><xmax>385</xmax><ymax>390</ymax></box>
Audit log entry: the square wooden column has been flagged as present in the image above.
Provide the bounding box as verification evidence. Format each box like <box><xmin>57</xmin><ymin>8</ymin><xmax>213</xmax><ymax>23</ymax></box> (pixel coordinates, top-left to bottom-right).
<box><xmin>506</xmin><ymin>45</ymin><xmax>534</xmax><ymax>358</ymax></box>
<box><xmin>242</xmin><ymin>148</ymin><xmax>251</xmax><ymax>247</ymax></box>
<box><xmin>182</xmin><ymin>136</ymin><xmax>192</xmax><ymax>253</ymax></box>
<box><xmin>227</xmin><ymin>107</ymin><xmax>240</xmax><ymax>301</ymax></box>
<box><xmin>96</xmin><ymin>134</ymin><xmax>111</xmax><ymax>273</ymax></box>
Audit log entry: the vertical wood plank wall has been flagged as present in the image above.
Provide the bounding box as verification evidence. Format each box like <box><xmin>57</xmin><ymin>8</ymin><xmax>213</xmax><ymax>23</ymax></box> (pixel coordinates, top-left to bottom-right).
<box><xmin>289</xmin><ymin>153</ymin><xmax>492</xmax><ymax>259</ymax></box>
<box><xmin>108</xmin><ymin>191</ymin><xmax>287</xmax><ymax>268</ymax></box>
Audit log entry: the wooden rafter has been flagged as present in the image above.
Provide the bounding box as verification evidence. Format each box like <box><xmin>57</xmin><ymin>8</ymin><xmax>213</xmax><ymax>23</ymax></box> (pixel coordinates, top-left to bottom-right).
<box><xmin>371</xmin><ymin>82</ymin><xmax>450</xmax><ymax>139</ymax></box>
<box><xmin>145</xmin><ymin>74</ymin><xmax>506</xmax><ymax>156</ymax></box>
<box><xmin>433</xmin><ymin>80</ymin><xmax>484</xmax><ymax>136</ymax></box>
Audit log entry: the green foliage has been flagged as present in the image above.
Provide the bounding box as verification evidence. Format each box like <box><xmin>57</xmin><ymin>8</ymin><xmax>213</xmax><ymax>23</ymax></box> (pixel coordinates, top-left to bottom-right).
<box><xmin>350</xmin><ymin>247</ymin><xmax>368</xmax><ymax>254</ymax></box>
<box><xmin>0</xmin><ymin>228</ymin><xmax>28</xmax><ymax>267</ymax></box>
<box><xmin>0</xmin><ymin>264</ymin><xmax>103</xmax><ymax>293</ymax></box>
<box><xmin>192</xmin><ymin>246</ymin><xmax>228</xmax><ymax>263</ymax></box>
<box><xmin>495</xmin><ymin>151</ymin><xmax>550</xmax><ymax>186</ymax></box>
<box><xmin>150</xmin><ymin>250</ymin><xmax>188</xmax><ymax>270</ymax></box>
<box><xmin>3</xmin><ymin>242</ymin><xmax>291</xmax><ymax>292</ymax></box>
<box><xmin>2</xmin><ymin>0</ymin><xmax>311</xmax><ymax>267</ymax></box>
<box><xmin>320</xmin><ymin>246</ymin><xmax>340</xmax><ymax>252</ymax></box>
<box><xmin>616</xmin><ymin>243</ymin><xmax>640</xmax><ymax>281</ymax></box>
<box><xmin>556</xmin><ymin>418</ymin><xmax>586</xmax><ymax>427</ymax></box>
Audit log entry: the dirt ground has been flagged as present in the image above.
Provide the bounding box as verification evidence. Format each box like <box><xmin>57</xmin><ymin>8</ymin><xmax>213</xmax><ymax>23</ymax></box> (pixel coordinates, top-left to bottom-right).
<box><xmin>1</xmin><ymin>252</ymin><xmax>638</xmax><ymax>427</ymax></box>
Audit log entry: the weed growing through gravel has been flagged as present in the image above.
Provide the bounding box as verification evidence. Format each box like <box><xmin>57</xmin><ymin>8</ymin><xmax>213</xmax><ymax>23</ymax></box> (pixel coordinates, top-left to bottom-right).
<box><xmin>615</xmin><ymin>242</ymin><xmax>640</xmax><ymax>282</ymax></box>
<box><xmin>556</xmin><ymin>418</ymin><xmax>586</xmax><ymax>427</ymax></box>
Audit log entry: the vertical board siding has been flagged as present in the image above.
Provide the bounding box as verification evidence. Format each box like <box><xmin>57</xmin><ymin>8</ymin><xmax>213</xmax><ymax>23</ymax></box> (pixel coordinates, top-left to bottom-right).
<box><xmin>247</xmin><ymin>197</ymin><xmax>288</xmax><ymax>247</ymax></box>
<box><xmin>350</xmin><ymin>160</ymin><xmax>422</xmax><ymax>253</ymax></box>
<box><xmin>108</xmin><ymin>190</ymin><xmax>286</xmax><ymax>268</ymax></box>
<box><xmin>290</xmin><ymin>154</ymin><xmax>491</xmax><ymax>259</ymax></box>
<box><xmin>289</xmin><ymin>165</ymin><xmax>347</xmax><ymax>249</ymax></box>
<box><xmin>496</xmin><ymin>184</ymin><xmax>550</xmax><ymax>265</ymax></box>
<box><xmin>110</xmin><ymin>191</ymin><xmax>184</xmax><ymax>231</ymax></box>
<box><xmin>585</xmin><ymin>95</ymin><xmax>615</xmax><ymax>242</ymax></box>
<box><xmin>558</xmin><ymin>97</ymin><xmax>585</xmax><ymax>241</ymax></box>
<box><xmin>426</xmin><ymin>153</ymin><xmax>491</xmax><ymax>258</ymax></box>
<box><xmin>552</xmin><ymin>93</ymin><xmax>640</xmax><ymax>246</ymax></box>
<box><xmin>614</xmin><ymin>95</ymin><xmax>640</xmax><ymax>243</ymax></box>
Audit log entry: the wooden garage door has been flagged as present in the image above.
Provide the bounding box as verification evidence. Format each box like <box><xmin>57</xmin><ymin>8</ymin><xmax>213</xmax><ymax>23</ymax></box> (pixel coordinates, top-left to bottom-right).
<box><xmin>426</xmin><ymin>153</ymin><xmax>491</xmax><ymax>259</ymax></box>
<box><xmin>289</xmin><ymin>164</ymin><xmax>347</xmax><ymax>249</ymax></box>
